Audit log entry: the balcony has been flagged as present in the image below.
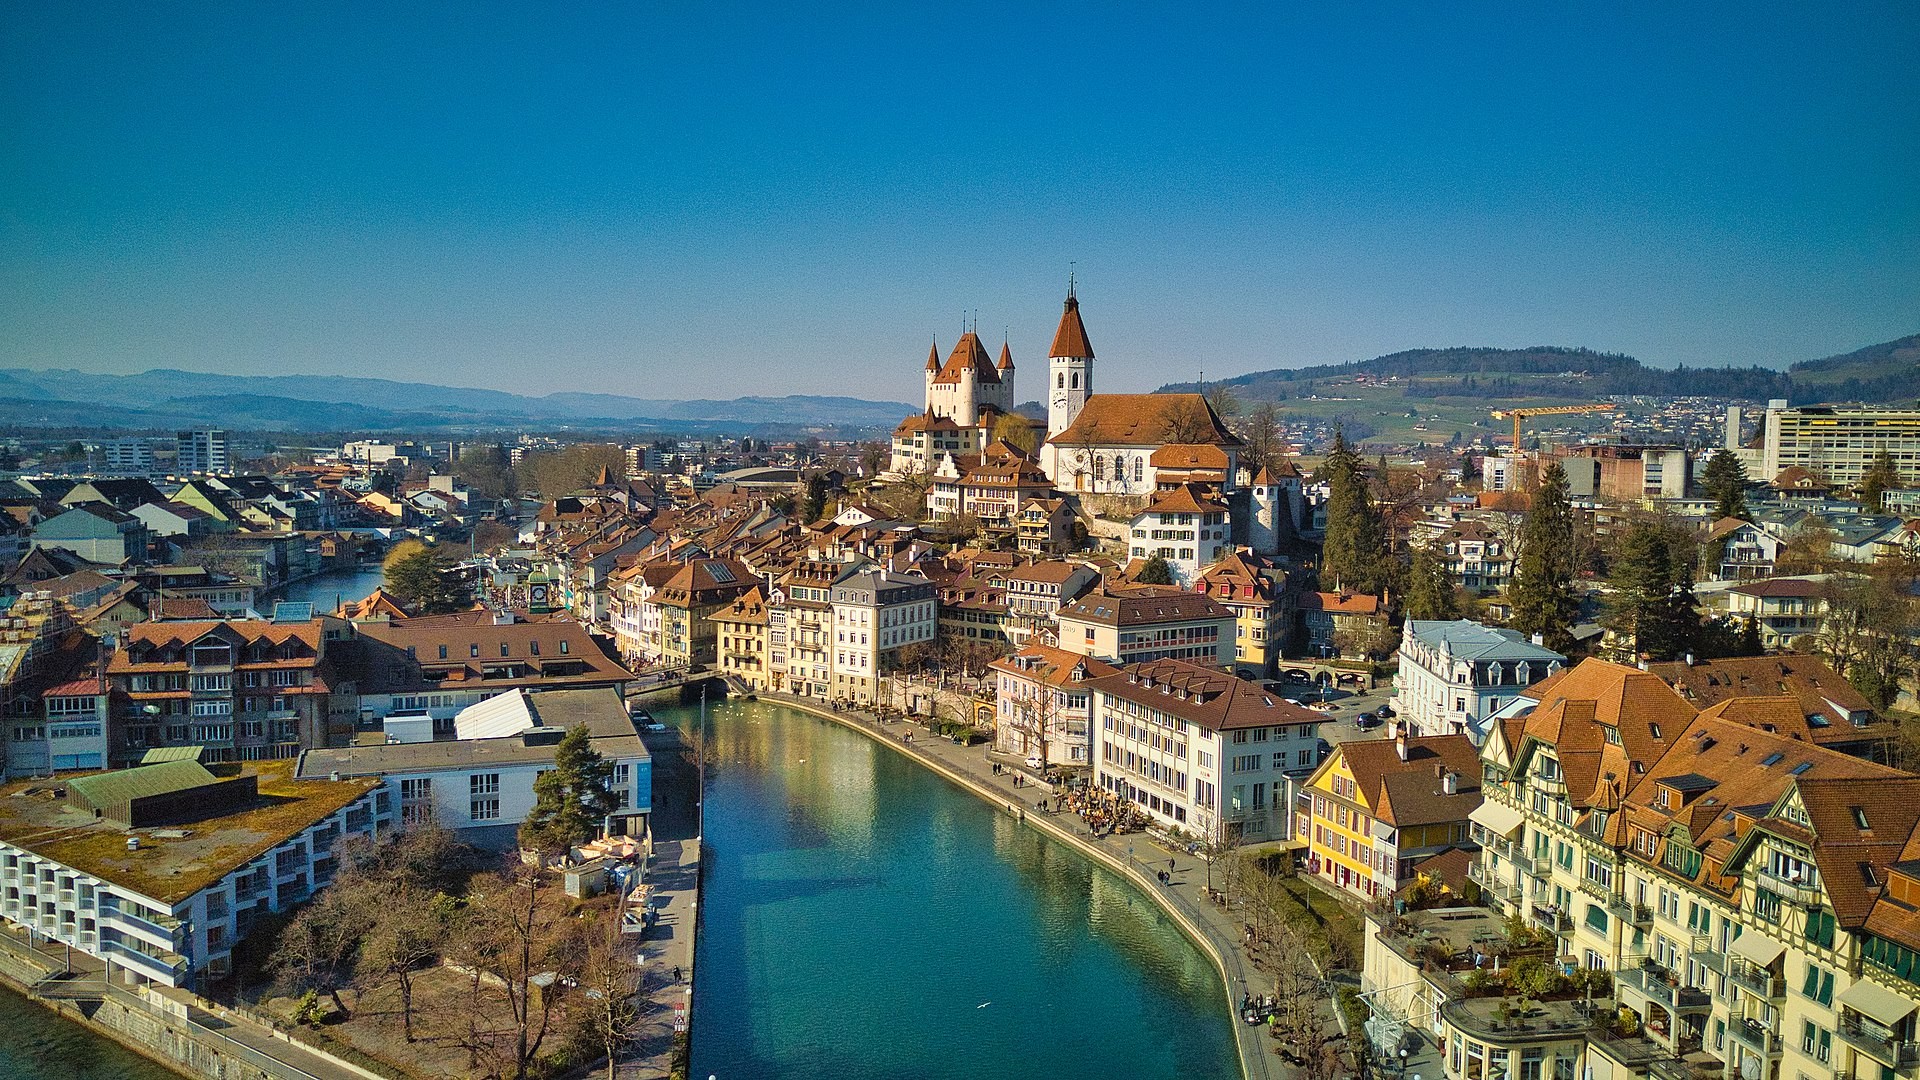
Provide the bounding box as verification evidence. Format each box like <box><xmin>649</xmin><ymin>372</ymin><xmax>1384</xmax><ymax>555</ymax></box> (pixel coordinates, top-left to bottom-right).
<box><xmin>101</xmin><ymin>938</ymin><xmax>189</xmax><ymax>984</ymax></box>
<box><xmin>1838</xmin><ymin>1016</ymin><xmax>1920</xmax><ymax>1068</ymax></box>
<box><xmin>1727</xmin><ymin>1018</ymin><xmax>1782</xmax><ymax>1057</ymax></box>
<box><xmin>1619</xmin><ymin>965</ymin><xmax>1712</xmax><ymax>1012</ymax></box>
<box><xmin>1754</xmin><ymin>867</ymin><xmax>1821</xmax><ymax>907</ymax></box>
<box><xmin>1607</xmin><ymin>894</ymin><xmax>1654</xmax><ymax>927</ymax></box>
<box><xmin>1577</xmin><ymin>877</ymin><xmax>1609</xmax><ymax>901</ymax></box>
<box><xmin>1532</xmin><ymin>904</ymin><xmax>1573</xmax><ymax>935</ymax></box>
<box><xmin>1688</xmin><ymin>933</ymin><xmax>1725</xmax><ymax>973</ymax></box>
<box><xmin>1726</xmin><ymin>960</ymin><xmax>1784</xmax><ymax>1000</ymax></box>
<box><xmin>99</xmin><ymin>903</ymin><xmax>185</xmax><ymax>949</ymax></box>
<box><xmin>1531</xmin><ymin>855</ymin><xmax>1553</xmax><ymax>877</ymax></box>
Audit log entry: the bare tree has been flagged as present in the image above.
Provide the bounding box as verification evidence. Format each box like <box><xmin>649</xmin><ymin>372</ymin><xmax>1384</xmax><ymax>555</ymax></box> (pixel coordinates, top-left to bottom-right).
<box><xmin>578</xmin><ymin>906</ymin><xmax>644</xmax><ymax>1080</ymax></box>
<box><xmin>359</xmin><ymin>887</ymin><xmax>445</xmax><ymax>1041</ymax></box>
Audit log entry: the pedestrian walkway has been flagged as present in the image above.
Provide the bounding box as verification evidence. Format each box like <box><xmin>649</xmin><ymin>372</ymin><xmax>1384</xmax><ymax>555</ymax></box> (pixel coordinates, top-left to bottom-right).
<box><xmin>617</xmin><ymin>835</ymin><xmax>700</xmax><ymax>1079</ymax></box>
<box><xmin>764</xmin><ymin>692</ymin><xmax>1320</xmax><ymax>1080</ymax></box>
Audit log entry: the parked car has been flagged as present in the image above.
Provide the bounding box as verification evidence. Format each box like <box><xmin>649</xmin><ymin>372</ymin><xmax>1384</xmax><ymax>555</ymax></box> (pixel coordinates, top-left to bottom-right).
<box><xmin>1376</xmin><ymin>704</ymin><xmax>1396</xmax><ymax>719</ymax></box>
<box><xmin>1355</xmin><ymin>712</ymin><xmax>1380</xmax><ymax>729</ymax></box>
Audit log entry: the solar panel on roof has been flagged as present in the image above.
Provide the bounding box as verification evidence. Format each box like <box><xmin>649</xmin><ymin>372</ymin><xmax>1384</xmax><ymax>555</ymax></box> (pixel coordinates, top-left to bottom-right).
<box><xmin>707</xmin><ymin>562</ymin><xmax>737</xmax><ymax>584</ymax></box>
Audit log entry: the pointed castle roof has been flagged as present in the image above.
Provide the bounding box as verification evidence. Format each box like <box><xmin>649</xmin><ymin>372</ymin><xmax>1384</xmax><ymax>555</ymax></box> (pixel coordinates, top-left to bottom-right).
<box><xmin>997</xmin><ymin>340</ymin><xmax>1014</xmax><ymax>370</ymax></box>
<box><xmin>931</xmin><ymin>331</ymin><xmax>1002</xmax><ymax>385</ymax></box>
<box><xmin>925</xmin><ymin>340</ymin><xmax>940</xmax><ymax>372</ymax></box>
<box><xmin>1049</xmin><ymin>289</ymin><xmax>1094</xmax><ymax>359</ymax></box>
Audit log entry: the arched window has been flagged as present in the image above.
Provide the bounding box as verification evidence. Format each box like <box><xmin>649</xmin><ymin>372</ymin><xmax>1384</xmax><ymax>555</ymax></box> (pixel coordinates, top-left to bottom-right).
<box><xmin>1070</xmin><ymin>372</ymin><xmax>1080</xmax><ymax>389</ymax></box>
<box><xmin>1112</xmin><ymin>457</ymin><xmax>1124</xmax><ymax>481</ymax></box>
<box><xmin>1056</xmin><ymin>372</ymin><xmax>1065</xmax><ymax>389</ymax></box>
<box><xmin>1093</xmin><ymin>454</ymin><xmax>1105</xmax><ymax>478</ymax></box>
<box><xmin>1134</xmin><ymin>457</ymin><xmax>1144</xmax><ymax>482</ymax></box>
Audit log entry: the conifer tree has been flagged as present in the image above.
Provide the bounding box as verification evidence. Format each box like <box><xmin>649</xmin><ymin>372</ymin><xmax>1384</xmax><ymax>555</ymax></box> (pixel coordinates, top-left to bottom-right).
<box><xmin>1319</xmin><ymin>427</ymin><xmax>1387</xmax><ymax>594</ymax></box>
<box><xmin>1403</xmin><ymin>544</ymin><xmax>1461</xmax><ymax>621</ymax></box>
<box><xmin>1859</xmin><ymin>449</ymin><xmax>1899</xmax><ymax>514</ymax></box>
<box><xmin>1700</xmin><ymin>450</ymin><xmax>1750</xmax><ymax>520</ymax></box>
<box><xmin>1507</xmin><ymin>462</ymin><xmax>1579</xmax><ymax>650</ymax></box>
<box><xmin>1605</xmin><ymin>520</ymin><xmax>1699</xmax><ymax>661</ymax></box>
<box><xmin>518</xmin><ymin>725</ymin><xmax>619</xmax><ymax>857</ymax></box>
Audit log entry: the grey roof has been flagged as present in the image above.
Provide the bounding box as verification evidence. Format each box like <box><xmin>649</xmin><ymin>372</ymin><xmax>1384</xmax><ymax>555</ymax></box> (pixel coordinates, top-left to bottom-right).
<box><xmin>1406</xmin><ymin>620</ymin><xmax>1565</xmax><ymax>664</ymax></box>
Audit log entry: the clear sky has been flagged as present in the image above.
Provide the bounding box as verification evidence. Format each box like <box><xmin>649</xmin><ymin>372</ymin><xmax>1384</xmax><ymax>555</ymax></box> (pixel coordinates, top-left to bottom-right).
<box><xmin>2</xmin><ymin>3</ymin><xmax>1916</xmax><ymax>404</ymax></box>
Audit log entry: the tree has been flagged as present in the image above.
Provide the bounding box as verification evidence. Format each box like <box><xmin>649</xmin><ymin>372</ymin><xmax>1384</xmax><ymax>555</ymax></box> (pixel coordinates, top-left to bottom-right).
<box><xmin>384</xmin><ymin>539</ymin><xmax>469</xmax><ymax>613</ymax></box>
<box><xmin>1403</xmin><ymin>543</ymin><xmax>1462</xmax><ymax>621</ymax></box>
<box><xmin>1859</xmin><ymin>449</ymin><xmax>1899</xmax><ymax>514</ymax></box>
<box><xmin>454</xmin><ymin>445</ymin><xmax>517</xmax><ymax>500</ymax></box>
<box><xmin>1700</xmin><ymin>450</ymin><xmax>1749</xmax><ymax>520</ymax></box>
<box><xmin>990</xmin><ymin>413</ymin><xmax>1039</xmax><ymax>455</ymax></box>
<box><xmin>1507</xmin><ymin>462</ymin><xmax>1580</xmax><ymax>650</ymax></box>
<box><xmin>514</xmin><ymin>443</ymin><xmax>628</xmax><ymax>499</ymax></box>
<box><xmin>1136</xmin><ymin>554</ymin><xmax>1176</xmax><ymax>585</ymax></box>
<box><xmin>1318</xmin><ymin>427</ymin><xmax>1387</xmax><ymax>595</ymax></box>
<box><xmin>273</xmin><ymin>887</ymin><xmax>373</xmax><ymax>1019</ymax></box>
<box><xmin>857</xmin><ymin>441</ymin><xmax>891</xmax><ymax>477</ymax></box>
<box><xmin>1237</xmin><ymin>403</ymin><xmax>1284</xmax><ymax>476</ymax></box>
<box><xmin>1604</xmin><ymin>519</ymin><xmax>1699</xmax><ymax>662</ymax></box>
<box><xmin>1777</xmin><ymin>519</ymin><xmax>1839</xmax><ymax>575</ymax></box>
<box><xmin>360</xmin><ymin>887</ymin><xmax>447</xmax><ymax>1041</ymax></box>
<box><xmin>1162</xmin><ymin>397</ymin><xmax>1218</xmax><ymax>444</ymax></box>
<box><xmin>577</xmin><ymin>907</ymin><xmax>644</xmax><ymax>1080</ymax></box>
<box><xmin>1816</xmin><ymin>574</ymin><xmax>1916</xmax><ymax>708</ymax></box>
<box><xmin>519</xmin><ymin>725</ymin><xmax>620</xmax><ymax>857</ymax></box>
<box><xmin>458</xmin><ymin>862</ymin><xmax>584</xmax><ymax>1080</ymax></box>
<box><xmin>797</xmin><ymin>472</ymin><xmax>830</xmax><ymax>523</ymax></box>
<box><xmin>1204</xmin><ymin>384</ymin><xmax>1240</xmax><ymax>420</ymax></box>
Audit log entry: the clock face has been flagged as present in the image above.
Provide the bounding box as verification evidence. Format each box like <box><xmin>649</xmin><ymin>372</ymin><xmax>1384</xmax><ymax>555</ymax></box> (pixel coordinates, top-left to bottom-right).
<box><xmin>1052</xmin><ymin>393</ymin><xmax>1068</xmax><ymax>408</ymax></box>
<box><xmin>530</xmin><ymin>585</ymin><xmax>548</xmax><ymax>601</ymax></box>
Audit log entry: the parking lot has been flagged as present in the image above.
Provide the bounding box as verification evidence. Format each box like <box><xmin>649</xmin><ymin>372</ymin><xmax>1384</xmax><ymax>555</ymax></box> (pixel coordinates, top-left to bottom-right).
<box><xmin>1261</xmin><ymin>670</ymin><xmax>1401</xmax><ymax>746</ymax></box>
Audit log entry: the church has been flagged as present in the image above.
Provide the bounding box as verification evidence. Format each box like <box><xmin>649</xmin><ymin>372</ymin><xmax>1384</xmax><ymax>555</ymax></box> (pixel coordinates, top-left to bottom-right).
<box><xmin>1032</xmin><ymin>285</ymin><xmax>1242</xmax><ymax>496</ymax></box>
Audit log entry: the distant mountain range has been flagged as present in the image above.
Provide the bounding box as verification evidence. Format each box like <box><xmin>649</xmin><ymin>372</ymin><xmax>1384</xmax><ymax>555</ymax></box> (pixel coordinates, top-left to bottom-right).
<box><xmin>0</xmin><ymin>368</ymin><xmax>915</xmax><ymax>435</ymax></box>
<box><xmin>1158</xmin><ymin>334</ymin><xmax>1920</xmax><ymax>405</ymax></box>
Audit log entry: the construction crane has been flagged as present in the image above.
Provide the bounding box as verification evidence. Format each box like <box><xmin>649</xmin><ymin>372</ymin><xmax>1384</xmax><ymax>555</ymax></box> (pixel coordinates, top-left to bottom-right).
<box><xmin>1490</xmin><ymin>403</ymin><xmax>1618</xmax><ymax>449</ymax></box>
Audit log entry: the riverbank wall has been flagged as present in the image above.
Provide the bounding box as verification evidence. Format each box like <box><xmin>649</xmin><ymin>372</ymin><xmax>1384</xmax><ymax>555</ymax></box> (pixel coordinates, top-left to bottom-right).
<box><xmin>758</xmin><ymin>692</ymin><xmax>1274</xmax><ymax>1080</ymax></box>
<box><xmin>0</xmin><ymin>929</ymin><xmax>384</xmax><ymax>1080</ymax></box>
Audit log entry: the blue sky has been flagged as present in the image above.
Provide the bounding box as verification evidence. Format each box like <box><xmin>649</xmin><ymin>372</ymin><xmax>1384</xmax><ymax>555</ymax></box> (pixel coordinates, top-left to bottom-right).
<box><xmin>2</xmin><ymin>3</ymin><xmax>1915</xmax><ymax>403</ymax></box>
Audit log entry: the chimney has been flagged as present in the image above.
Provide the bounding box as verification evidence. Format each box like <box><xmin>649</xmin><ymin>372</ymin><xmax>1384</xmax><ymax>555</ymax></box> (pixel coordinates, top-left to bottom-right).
<box><xmin>1395</xmin><ymin>734</ymin><xmax>1409</xmax><ymax>762</ymax></box>
<box><xmin>1530</xmin><ymin>632</ymin><xmax>1544</xmax><ymax>647</ymax></box>
<box><xmin>1443</xmin><ymin>770</ymin><xmax>1458</xmax><ymax>795</ymax></box>
<box><xmin>1684</xmin><ymin>652</ymin><xmax>1695</xmax><ymax>666</ymax></box>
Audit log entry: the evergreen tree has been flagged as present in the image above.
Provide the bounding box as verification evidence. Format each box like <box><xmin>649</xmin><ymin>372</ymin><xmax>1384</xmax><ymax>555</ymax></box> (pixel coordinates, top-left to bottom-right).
<box><xmin>1605</xmin><ymin>520</ymin><xmax>1699</xmax><ymax>661</ymax></box>
<box><xmin>1700</xmin><ymin>450</ymin><xmax>1750</xmax><ymax>520</ymax></box>
<box><xmin>1136</xmin><ymin>554</ymin><xmax>1175</xmax><ymax>586</ymax></box>
<box><xmin>1507</xmin><ymin>462</ymin><xmax>1580</xmax><ymax>650</ymax></box>
<box><xmin>1319</xmin><ymin>427</ymin><xmax>1388</xmax><ymax>594</ymax></box>
<box><xmin>383</xmin><ymin>540</ymin><xmax>469</xmax><ymax>614</ymax></box>
<box><xmin>518</xmin><ymin>725</ymin><xmax>619</xmax><ymax>857</ymax></box>
<box><xmin>797</xmin><ymin>473</ymin><xmax>829</xmax><ymax>523</ymax></box>
<box><xmin>1403</xmin><ymin>544</ymin><xmax>1461</xmax><ymax>621</ymax></box>
<box><xmin>1859</xmin><ymin>449</ymin><xmax>1899</xmax><ymax>514</ymax></box>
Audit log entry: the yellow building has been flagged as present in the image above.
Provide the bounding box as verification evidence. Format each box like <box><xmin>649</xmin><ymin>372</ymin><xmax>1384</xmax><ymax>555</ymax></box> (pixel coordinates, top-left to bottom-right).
<box><xmin>711</xmin><ymin>586</ymin><xmax>771</xmax><ymax>690</ymax></box>
<box><xmin>1195</xmin><ymin>549</ymin><xmax>1291</xmax><ymax>678</ymax></box>
<box><xmin>1299</xmin><ymin>729</ymin><xmax>1480</xmax><ymax>901</ymax></box>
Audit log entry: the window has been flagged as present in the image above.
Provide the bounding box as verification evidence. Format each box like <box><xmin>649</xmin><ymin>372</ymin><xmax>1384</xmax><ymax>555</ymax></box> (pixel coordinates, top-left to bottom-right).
<box><xmin>400</xmin><ymin>778</ymin><xmax>432</xmax><ymax>801</ymax></box>
<box><xmin>470</xmin><ymin>798</ymin><xmax>500</xmax><ymax>821</ymax></box>
<box><xmin>1800</xmin><ymin>961</ymin><xmax>1834</xmax><ymax>1005</ymax></box>
<box><xmin>470</xmin><ymin>773</ymin><xmax>500</xmax><ymax>796</ymax></box>
<box><xmin>438</xmin><ymin>645</ymin><xmax>448</xmax><ymax>660</ymax></box>
<box><xmin>470</xmin><ymin>643</ymin><xmax>480</xmax><ymax>658</ymax></box>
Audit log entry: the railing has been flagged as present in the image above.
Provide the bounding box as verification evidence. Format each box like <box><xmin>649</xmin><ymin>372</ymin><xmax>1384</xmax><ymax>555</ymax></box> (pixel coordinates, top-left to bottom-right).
<box><xmin>1688</xmin><ymin>932</ymin><xmax>1724</xmax><ymax>971</ymax></box>
<box><xmin>1754</xmin><ymin>868</ymin><xmax>1821</xmax><ymax>907</ymax></box>
<box><xmin>1607</xmin><ymin>894</ymin><xmax>1654</xmax><ymax>926</ymax></box>
<box><xmin>1531</xmin><ymin>855</ymin><xmax>1552</xmax><ymax>877</ymax></box>
<box><xmin>1577</xmin><ymin>877</ymin><xmax>1609</xmax><ymax>900</ymax></box>
<box><xmin>1728</xmin><ymin>1018</ymin><xmax>1782</xmax><ymax>1056</ymax></box>
<box><xmin>1727</xmin><ymin>959</ymin><xmax>1784</xmax><ymax>1000</ymax></box>
<box><xmin>100</xmin><ymin>901</ymin><xmax>183</xmax><ymax>942</ymax></box>
<box><xmin>1838</xmin><ymin>1015</ymin><xmax>1920</xmax><ymax>1067</ymax></box>
<box><xmin>101</xmin><ymin>937</ymin><xmax>189</xmax><ymax>983</ymax></box>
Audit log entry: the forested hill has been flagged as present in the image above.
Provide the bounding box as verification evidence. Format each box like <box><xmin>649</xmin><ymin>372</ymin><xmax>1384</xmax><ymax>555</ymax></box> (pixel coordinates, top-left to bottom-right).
<box><xmin>1159</xmin><ymin>337</ymin><xmax>1918</xmax><ymax>404</ymax></box>
<box><xmin>1788</xmin><ymin>333</ymin><xmax>1920</xmax><ymax>404</ymax></box>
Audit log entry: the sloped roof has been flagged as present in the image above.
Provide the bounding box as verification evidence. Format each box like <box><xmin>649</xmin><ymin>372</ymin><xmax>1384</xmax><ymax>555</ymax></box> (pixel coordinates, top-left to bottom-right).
<box><xmin>1049</xmin><ymin>292</ymin><xmax>1094</xmax><ymax>358</ymax></box>
<box><xmin>1339</xmin><ymin>735</ymin><xmax>1482</xmax><ymax>828</ymax></box>
<box><xmin>1139</xmin><ymin>483</ymin><xmax>1227</xmax><ymax>516</ymax></box>
<box><xmin>1516</xmin><ymin>658</ymin><xmax>1698</xmax><ymax>810</ymax></box>
<box><xmin>931</xmin><ymin>332</ymin><xmax>1003</xmax><ymax>385</ymax></box>
<box><xmin>1150</xmin><ymin>443</ymin><xmax>1231</xmax><ymax>469</ymax></box>
<box><xmin>1082</xmin><ymin>657</ymin><xmax>1322</xmax><ymax>732</ymax></box>
<box><xmin>989</xmin><ymin>643</ymin><xmax>1119</xmax><ymax>689</ymax></box>
<box><xmin>1049</xmin><ymin>394</ymin><xmax>1240</xmax><ymax>449</ymax></box>
<box><xmin>1406</xmin><ymin>620</ymin><xmax>1563</xmax><ymax>663</ymax></box>
<box><xmin>1649</xmin><ymin>654</ymin><xmax>1882</xmax><ymax>746</ymax></box>
<box><xmin>67</xmin><ymin>760</ymin><xmax>217</xmax><ymax>813</ymax></box>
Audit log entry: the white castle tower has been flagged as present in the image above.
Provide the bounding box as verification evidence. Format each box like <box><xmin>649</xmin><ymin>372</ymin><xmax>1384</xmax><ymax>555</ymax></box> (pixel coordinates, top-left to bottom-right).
<box><xmin>925</xmin><ymin>328</ymin><xmax>1014</xmax><ymax>424</ymax></box>
<box><xmin>1046</xmin><ymin>281</ymin><xmax>1094</xmax><ymax>439</ymax></box>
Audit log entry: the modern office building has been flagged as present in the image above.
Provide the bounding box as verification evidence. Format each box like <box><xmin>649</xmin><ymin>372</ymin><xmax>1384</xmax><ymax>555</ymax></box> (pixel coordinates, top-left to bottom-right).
<box><xmin>175</xmin><ymin>430</ymin><xmax>230</xmax><ymax>475</ymax></box>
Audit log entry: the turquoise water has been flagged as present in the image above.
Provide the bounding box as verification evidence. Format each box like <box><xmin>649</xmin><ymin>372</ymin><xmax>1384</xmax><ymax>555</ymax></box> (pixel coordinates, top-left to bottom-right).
<box><xmin>271</xmin><ymin>564</ymin><xmax>386</xmax><ymax>610</ymax></box>
<box><xmin>0</xmin><ymin>986</ymin><xmax>183</xmax><ymax>1079</ymax></box>
<box><xmin>678</xmin><ymin>700</ymin><xmax>1241</xmax><ymax>1080</ymax></box>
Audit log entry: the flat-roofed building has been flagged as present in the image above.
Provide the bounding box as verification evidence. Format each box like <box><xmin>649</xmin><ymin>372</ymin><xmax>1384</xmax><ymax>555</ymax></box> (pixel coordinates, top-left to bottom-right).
<box><xmin>0</xmin><ymin>760</ymin><xmax>387</xmax><ymax>986</ymax></box>
<box><xmin>296</xmin><ymin>687</ymin><xmax>648</xmax><ymax>846</ymax></box>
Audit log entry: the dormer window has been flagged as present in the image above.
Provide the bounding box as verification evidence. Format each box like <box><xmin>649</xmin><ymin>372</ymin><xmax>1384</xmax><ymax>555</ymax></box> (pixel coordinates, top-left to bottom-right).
<box><xmin>1852</xmin><ymin>806</ymin><xmax>1871</xmax><ymax>831</ymax></box>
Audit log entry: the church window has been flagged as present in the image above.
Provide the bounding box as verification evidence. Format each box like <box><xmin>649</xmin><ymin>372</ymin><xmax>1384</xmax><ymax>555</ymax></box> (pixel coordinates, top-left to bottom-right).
<box><xmin>1134</xmin><ymin>458</ymin><xmax>1144</xmax><ymax>482</ymax></box>
<box><xmin>1112</xmin><ymin>457</ymin><xmax>1124</xmax><ymax>481</ymax></box>
<box><xmin>1057</xmin><ymin>373</ymin><xmax>1064</xmax><ymax>389</ymax></box>
<box><xmin>1093</xmin><ymin>455</ymin><xmax>1105</xmax><ymax>478</ymax></box>
<box><xmin>1071</xmin><ymin>372</ymin><xmax>1080</xmax><ymax>389</ymax></box>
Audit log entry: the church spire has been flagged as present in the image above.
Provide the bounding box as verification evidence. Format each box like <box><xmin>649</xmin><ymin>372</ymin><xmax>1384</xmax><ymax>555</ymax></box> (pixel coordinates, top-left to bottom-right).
<box><xmin>1048</xmin><ymin>285</ymin><xmax>1094</xmax><ymax>359</ymax></box>
<box><xmin>997</xmin><ymin>339</ymin><xmax>1014</xmax><ymax>371</ymax></box>
<box><xmin>925</xmin><ymin>339</ymin><xmax>939</xmax><ymax>372</ymax></box>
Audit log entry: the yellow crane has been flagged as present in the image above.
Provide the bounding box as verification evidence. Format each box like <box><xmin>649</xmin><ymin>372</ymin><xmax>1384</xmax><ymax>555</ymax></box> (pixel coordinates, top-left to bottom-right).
<box><xmin>1490</xmin><ymin>403</ymin><xmax>1618</xmax><ymax>449</ymax></box>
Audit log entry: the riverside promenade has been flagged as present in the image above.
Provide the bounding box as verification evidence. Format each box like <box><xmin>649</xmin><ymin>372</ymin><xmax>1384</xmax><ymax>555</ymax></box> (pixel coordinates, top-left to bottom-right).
<box><xmin>759</xmin><ymin>691</ymin><xmax>1290</xmax><ymax>1080</ymax></box>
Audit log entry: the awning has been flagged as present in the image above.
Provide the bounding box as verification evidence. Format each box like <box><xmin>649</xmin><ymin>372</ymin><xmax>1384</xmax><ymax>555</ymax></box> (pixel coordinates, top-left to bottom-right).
<box><xmin>1727</xmin><ymin>931</ymin><xmax>1786</xmax><ymax>968</ymax></box>
<box><xmin>1470</xmin><ymin>800</ymin><xmax>1525</xmax><ymax>838</ymax></box>
<box><xmin>1839</xmin><ymin>978</ymin><xmax>1920</xmax><ymax>1027</ymax></box>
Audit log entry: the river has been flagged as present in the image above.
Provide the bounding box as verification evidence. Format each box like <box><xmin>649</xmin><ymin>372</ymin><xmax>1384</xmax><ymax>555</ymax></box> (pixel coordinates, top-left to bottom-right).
<box><xmin>0</xmin><ymin>985</ymin><xmax>183</xmax><ymax>1079</ymax></box>
<box><xmin>270</xmin><ymin>564</ymin><xmax>387</xmax><ymax>611</ymax></box>
<box><xmin>675</xmin><ymin>699</ymin><xmax>1240</xmax><ymax>1080</ymax></box>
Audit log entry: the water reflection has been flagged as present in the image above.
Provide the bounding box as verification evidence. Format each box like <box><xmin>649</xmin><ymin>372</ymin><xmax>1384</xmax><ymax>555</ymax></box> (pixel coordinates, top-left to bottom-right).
<box><xmin>681</xmin><ymin>701</ymin><xmax>1238</xmax><ymax>1080</ymax></box>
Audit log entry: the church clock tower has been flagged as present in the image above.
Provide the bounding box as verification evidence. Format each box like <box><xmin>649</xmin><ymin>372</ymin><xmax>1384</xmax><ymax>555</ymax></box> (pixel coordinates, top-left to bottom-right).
<box><xmin>1046</xmin><ymin>279</ymin><xmax>1094</xmax><ymax>439</ymax></box>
